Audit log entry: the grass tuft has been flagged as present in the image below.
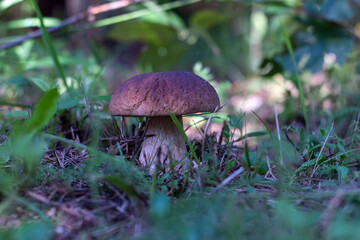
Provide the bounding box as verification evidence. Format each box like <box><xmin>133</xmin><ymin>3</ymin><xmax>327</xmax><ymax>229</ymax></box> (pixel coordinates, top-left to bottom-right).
<box><xmin>30</xmin><ymin>0</ymin><xmax>69</xmax><ymax>90</ymax></box>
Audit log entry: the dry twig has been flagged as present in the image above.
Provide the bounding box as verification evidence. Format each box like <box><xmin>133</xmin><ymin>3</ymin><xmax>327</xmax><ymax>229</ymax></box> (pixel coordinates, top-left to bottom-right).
<box><xmin>210</xmin><ymin>166</ymin><xmax>244</xmax><ymax>195</ymax></box>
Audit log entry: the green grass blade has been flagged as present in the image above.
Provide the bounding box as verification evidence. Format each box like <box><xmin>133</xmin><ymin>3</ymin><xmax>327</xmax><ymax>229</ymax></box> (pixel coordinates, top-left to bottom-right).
<box><xmin>30</xmin><ymin>0</ymin><xmax>69</xmax><ymax>90</ymax></box>
<box><xmin>252</xmin><ymin>110</ymin><xmax>273</xmax><ymax>140</ymax></box>
<box><xmin>150</xmin><ymin>163</ymin><xmax>159</xmax><ymax>197</ymax></box>
<box><xmin>244</xmin><ymin>141</ymin><xmax>250</xmax><ymax>168</ymax></box>
<box><xmin>104</xmin><ymin>175</ymin><xmax>145</xmax><ymax>200</ymax></box>
<box><xmin>15</xmin><ymin>196</ymin><xmax>50</xmax><ymax>221</ymax></box>
<box><xmin>280</xmin><ymin>21</ymin><xmax>309</xmax><ymax>132</ymax></box>
<box><xmin>168</xmin><ymin>112</ymin><xmax>201</xmax><ymax>170</ymax></box>
<box><xmin>94</xmin><ymin>0</ymin><xmax>199</xmax><ymax>28</ymax></box>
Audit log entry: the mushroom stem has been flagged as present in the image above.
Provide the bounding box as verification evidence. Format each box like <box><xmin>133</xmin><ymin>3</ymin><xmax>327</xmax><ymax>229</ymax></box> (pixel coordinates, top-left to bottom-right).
<box><xmin>139</xmin><ymin>116</ymin><xmax>188</xmax><ymax>172</ymax></box>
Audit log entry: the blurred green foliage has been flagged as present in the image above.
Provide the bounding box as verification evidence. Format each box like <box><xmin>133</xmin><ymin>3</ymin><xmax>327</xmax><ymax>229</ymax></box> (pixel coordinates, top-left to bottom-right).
<box><xmin>0</xmin><ymin>0</ymin><xmax>359</xmax><ymax>239</ymax></box>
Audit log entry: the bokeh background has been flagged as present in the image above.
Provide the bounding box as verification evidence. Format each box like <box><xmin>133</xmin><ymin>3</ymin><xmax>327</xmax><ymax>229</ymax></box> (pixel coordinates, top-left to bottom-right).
<box><xmin>1</xmin><ymin>0</ymin><xmax>359</xmax><ymax>132</ymax></box>
<box><xmin>1</xmin><ymin>1</ymin><xmax>360</xmax><ymax>239</ymax></box>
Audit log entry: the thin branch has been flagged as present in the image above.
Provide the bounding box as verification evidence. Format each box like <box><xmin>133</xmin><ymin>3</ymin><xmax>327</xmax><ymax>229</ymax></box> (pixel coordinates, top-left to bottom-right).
<box><xmin>210</xmin><ymin>167</ymin><xmax>244</xmax><ymax>195</ymax></box>
<box><xmin>264</xmin><ymin>156</ymin><xmax>277</xmax><ymax>181</ymax></box>
<box><xmin>0</xmin><ymin>0</ymin><xmax>143</xmax><ymax>51</ymax></box>
<box><xmin>201</xmin><ymin>105</ymin><xmax>219</xmax><ymax>160</ymax></box>
<box><xmin>274</xmin><ymin>103</ymin><xmax>283</xmax><ymax>165</ymax></box>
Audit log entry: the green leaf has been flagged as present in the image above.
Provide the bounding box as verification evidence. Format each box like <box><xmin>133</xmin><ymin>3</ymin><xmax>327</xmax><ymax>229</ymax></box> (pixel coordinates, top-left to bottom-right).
<box><xmin>0</xmin><ymin>154</ymin><xmax>10</xmax><ymax>164</ymax></box>
<box><xmin>0</xmin><ymin>168</ymin><xmax>15</xmax><ymax>196</ymax></box>
<box><xmin>10</xmin><ymin>128</ymin><xmax>46</xmax><ymax>173</ymax></box>
<box><xmin>320</xmin><ymin>128</ymin><xmax>326</xmax><ymax>137</ymax></box>
<box><xmin>0</xmin><ymin>142</ymin><xmax>11</xmax><ymax>164</ymax></box>
<box><xmin>58</xmin><ymin>92</ymin><xmax>84</xmax><ymax>110</ymax></box>
<box><xmin>337</xmin><ymin>142</ymin><xmax>346</xmax><ymax>153</ymax></box>
<box><xmin>27</xmin><ymin>88</ymin><xmax>59</xmax><ymax>131</ymax></box>
<box><xmin>193</xmin><ymin>61</ymin><xmax>213</xmax><ymax>81</ymax></box>
<box><xmin>14</xmin><ymin>40</ymin><xmax>34</xmax><ymax>59</ymax></box>
<box><xmin>320</xmin><ymin>0</ymin><xmax>354</xmax><ymax>22</ymax></box>
<box><xmin>108</xmin><ymin>21</ymin><xmax>177</xmax><ymax>47</ymax></box>
<box><xmin>6</xmin><ymin>17</ymin><xmax>60</xmax><ymax>29</ymax></box>
<box><xmin>30</xmin><ymin>78</ymin><xmax>51</xmax><ymax>91</ymax></box>
<box><xmin>13</xmin><ymin>221</ymin><xmax>54</xmax><ymax>240</ymax></box>
<box><xmin>276</xmin><ymin>22</ymin><xmax>353</xmax><ymax>73</ymax></box>
<box><xmin>107</xmin><ymin>20</ymin><xmax>186</xmax><ymax>71</ymax></box>
<box><xmin>91</xmin><ymin>95</ymin><xmax>111</xmax><ymax>102</ymax></box>
<box><xmin>275</xmin><ymin>199</ymin><xmax>318</xmax><ymax>238</ymax></box>
<box><xmin>138</xmin><ymin>41</ymin><xmax>186</xmax><ymax>72</ymax></box>
<box><xmin>336</xmin><ymin>166</ymin><xmax>348</xmax><ymax>183</ymax></box>
<box><xmin>228</xmin><ymin>113</ymin><xmax>244</xmax><ymax>130</ymax></box>
<box><xmin>5</xmin><ymin>110</ymin><xmax>29</xmax><ymax>121</ymax></box>
<box><xmin>149</xmin><ymin>193</ymin><xmax>170</xmax><ymax>219</ymax></box>
<box><xmin>1</xmin><ymin>76</ymin><xmax>30</xmax><ymax>86</ymax></box>
<box><xmin>0</xmin><ymin>0</ymin><xmax>23</xmax><ymax>11</ymax></box>
<box><xmin>104</xmin><ymin>175</ymin><xmax>138</xmax><ymax>197</ymax></box>
<box><xmin>294</xmin><ymin>159</ymin><xmax>316</xmax><ymax>175</ymax></box>
<box><xmin>0</xmin><ymin>230</ymin><xmax>11</xmax><ymax>240</ymax></box>
<box><xmin>327</xmin><ymin>209</ymin><xmax>360</xmax><ymax>239</ymax></box>
<box><xmin>9</xmin><ymin>88</ymin><xmax>59</xmax><ymax>174</ymax></box>
<box><xmin>190</xmin><ymin>10</ymin><xmax>227</xmax><ymax>30</ymax></box>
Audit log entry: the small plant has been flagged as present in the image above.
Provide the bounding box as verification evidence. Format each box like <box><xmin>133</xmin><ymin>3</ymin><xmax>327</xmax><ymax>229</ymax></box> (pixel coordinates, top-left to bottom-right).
<box><xmin>0</xmin><ymin>0</ymin><xmax>360</xmax><ymax>239</ymax></box>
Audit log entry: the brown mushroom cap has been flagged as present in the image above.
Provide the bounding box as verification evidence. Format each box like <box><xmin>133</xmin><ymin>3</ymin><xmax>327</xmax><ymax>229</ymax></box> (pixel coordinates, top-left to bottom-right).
<box><xmin>109</xmin><ymin>71</ymin><xmax>220</xmax><ymax>117</ymax></box>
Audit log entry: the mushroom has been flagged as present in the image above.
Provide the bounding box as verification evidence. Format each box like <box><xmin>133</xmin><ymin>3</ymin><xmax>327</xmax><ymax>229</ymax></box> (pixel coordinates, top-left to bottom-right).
<box><xmin>109</xmin><ymin>71</ymin><xmax>220</xmax><ymax>171</ymax></box>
